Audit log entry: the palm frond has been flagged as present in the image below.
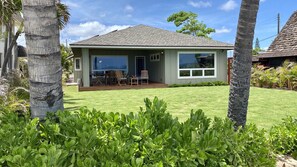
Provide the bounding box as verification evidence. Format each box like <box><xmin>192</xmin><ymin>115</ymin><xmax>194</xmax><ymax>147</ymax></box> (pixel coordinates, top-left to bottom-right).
<box><xmin>56</xmin><ymin>2</ymin><xmax>70</xmax><ymax>30</ymax></box>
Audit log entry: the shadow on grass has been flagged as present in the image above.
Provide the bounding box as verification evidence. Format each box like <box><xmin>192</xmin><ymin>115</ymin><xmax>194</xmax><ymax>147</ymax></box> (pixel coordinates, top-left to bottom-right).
<box><xmin>64</xmin><ymin>96</ymin><xmax>84</xmax><ymax>111</ymax></box>
<box><xmin>64</xmin><ymin>98</ymin><xmax>83</xmax><ymax>104</ymax></box>
<box><xmin>64</xmin><ymin>106</ymin><xmax>80</xmax><ymax>111</ymax></box>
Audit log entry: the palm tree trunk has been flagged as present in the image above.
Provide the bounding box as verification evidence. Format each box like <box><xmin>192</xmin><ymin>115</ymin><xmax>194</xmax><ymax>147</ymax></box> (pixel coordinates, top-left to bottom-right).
<box><xmin>227</xmin><ymin>0</ymin><xmax>260</xmax><ymax>129</ymax></box>
<box><xmin>0</xmin><ymin>29</ymin><xmax>21</xmax><ymax>76</ymax></box>
<box><xmin>2</xmin><ymin>25</ymin><xmax>8</xmax><ymax>72</ymax></box>
<box><xmin>8</xmin><ymin>23</ymin><xmax>13</xmax><ymax>70</ymax></box>
<box><xmin>22</xmin><ymin>0</ymin><xmax>64</xmax><ymax>118</ymax></box>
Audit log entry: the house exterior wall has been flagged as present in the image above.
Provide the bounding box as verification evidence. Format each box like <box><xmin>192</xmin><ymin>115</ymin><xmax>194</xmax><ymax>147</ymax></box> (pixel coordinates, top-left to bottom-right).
<box><xmin>72</xmin><ymin>48</ymin><xmax>228</xmax><ymax>86</ymax></box>
<box><xmin>146</xmin><ymin>50</ymin><xmax>165</xmax><ymax>83</ymax></box>
<box><xmin>72</xmin><ymin>48</ymin><xmax>166</xmax><ymax>86</ymax></box>
<box><xmin>89</xmin><ymin>49</ymin><xmax>148</xmax><ymax>76</ymax></box>
<box><xmin>82</xmin><ymin>48</ymin><xmax>90</xmax><ymax>87</ymax></box>
<box><xmin>258</xmin><ymin>56</ymin><xmax>297</xmax><ymax>67</ymax></box>
<box><xmin>164</xmin><ymin>49</ymin><xmax>228</xmax><ymax>85</ymax></box>
<box><xmin>72</xmin><ymin>48</ymin><xmax>83</xmax><ymax>82</ymax></box>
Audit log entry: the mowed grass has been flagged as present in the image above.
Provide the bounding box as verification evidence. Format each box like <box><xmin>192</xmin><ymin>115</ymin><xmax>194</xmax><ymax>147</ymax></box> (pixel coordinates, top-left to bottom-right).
<box><xmin>64</xmin><ymin>86</ymin><xmax>297</xmax><ymax>130</ymax></box>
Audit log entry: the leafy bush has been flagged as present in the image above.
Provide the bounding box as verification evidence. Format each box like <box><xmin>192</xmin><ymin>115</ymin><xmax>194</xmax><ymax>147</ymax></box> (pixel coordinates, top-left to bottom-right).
<box><xmin>169</xmin><ymin>81</ymin><xmax>228</xmax><ymax>88</ymax></box>
<box><xmin>61</xmin><ymin>44</ymin><xmax>73</xmax><ymax>83</ymax></box>
<box><xmin>269</xmin><ymin>117</ymin><xmax>297</xmax><ymax>159</ymax></box>
<box><xmin>0</xmin><ymin>70</ymin><xmax>30</xmax><ymax>114</ymax></box>
<box><xmin>251</xmin><ymin>61</ymin><xmax>297</xmax><ymax>90</ymax></box>
<box><xmin>0</xmin><ymin>97</ymin><xmax>275</xmax><ymax>166</ymax></box>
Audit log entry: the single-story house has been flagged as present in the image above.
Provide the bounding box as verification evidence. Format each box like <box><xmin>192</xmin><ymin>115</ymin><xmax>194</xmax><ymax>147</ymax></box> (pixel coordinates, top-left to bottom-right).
<box><xmin>70</xmin><ymin>24</ymin><xmax>233</xmax><ymax>88</ymax></box>
<box><xmin>253</xmin><ymin>11</ymin><xmax>297</xmax><ymax>67</ymax></box>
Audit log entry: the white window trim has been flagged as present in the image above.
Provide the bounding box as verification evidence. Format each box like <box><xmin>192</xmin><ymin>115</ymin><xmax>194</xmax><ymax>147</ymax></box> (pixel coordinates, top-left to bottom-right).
<box><xmin>74</xmin><ymin>58</ymin><xmax>82</xmax><ymax>71</ymax></box>
<box><xmin>91</xmin><ymin>55</ymin><xmax>128</xmax><ymax>73</ymax></box>
<box><xmin>177</xmin><ymin>51</ymin><xmax>217</xmax><ymax>79</ymax></box>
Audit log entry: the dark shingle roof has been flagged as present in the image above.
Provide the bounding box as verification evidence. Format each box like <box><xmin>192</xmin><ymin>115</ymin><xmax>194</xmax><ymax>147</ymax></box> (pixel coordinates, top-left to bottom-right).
<box><xmin>258</xmin><ymin>50</ymin><xmax>297</xmax><ymax>58</ymax></box>
<box><xmin>257</xmin><ymin>11</ymin><xmax>297</xmax><ymax>59</ymax></box>
<box><xmin>70</xmin><ymin>24</ymin><xmax>233</xmax><ymax>49</ymax></box>
<box><xmin>268</xmin><ymin>11</ymin><xmax>297</xmax><ymax>52</ymax></box>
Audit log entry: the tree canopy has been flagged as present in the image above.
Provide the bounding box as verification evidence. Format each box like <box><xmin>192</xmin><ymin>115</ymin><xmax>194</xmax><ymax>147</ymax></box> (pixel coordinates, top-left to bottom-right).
<box><xmin>167</xmin><ymin>11</ymin><xmax>215</xmax><ymax>38</ymax></box>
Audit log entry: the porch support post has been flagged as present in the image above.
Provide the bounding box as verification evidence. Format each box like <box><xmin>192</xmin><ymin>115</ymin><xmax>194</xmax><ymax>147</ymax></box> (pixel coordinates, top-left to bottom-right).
<box><xmin>82</xmin><ymin>48</ymin><xmax>90</xmax><ymax>87</ymax></box>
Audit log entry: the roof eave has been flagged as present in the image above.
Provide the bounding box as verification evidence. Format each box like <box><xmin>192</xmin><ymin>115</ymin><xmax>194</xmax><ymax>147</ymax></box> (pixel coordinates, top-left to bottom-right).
<box><xmin>69</xmin><ymin>45</ymin><xmax>234</xmax><ymax>50</ymax></box>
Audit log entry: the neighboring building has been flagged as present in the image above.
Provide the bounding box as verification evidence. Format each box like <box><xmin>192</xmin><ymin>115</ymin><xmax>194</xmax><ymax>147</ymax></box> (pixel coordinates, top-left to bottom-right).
<box><xmin>254</xmin><ymin>11</ymin><xmax>297</xmax><ymax>67</ymax></box>
<box><xmin>70</xmin><ymin>24</ymin><xmax>233</xmax><ymax>87</ymax></box>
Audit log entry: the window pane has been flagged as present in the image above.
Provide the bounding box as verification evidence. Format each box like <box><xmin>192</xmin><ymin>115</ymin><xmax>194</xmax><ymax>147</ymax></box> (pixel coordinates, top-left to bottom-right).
<box><xmin>75</xmin><ymin>59</ymin><xmax>80</xmax><ymax>69</ymax></box>
<box><xmin>192</xmin><ymin>70</ymin><xmax>202</xmax><ymax>76</ymax></box>
<box><xmin>179</xmin><ymin>53</ymin><xmax>214</xmax><ymax>69</ymax></box>
<box><xmin>92</xmin><ymin>56</ymin><xmax>128</xmax><ymax>71</ymax></box>
<box><xmin>205</xmin><ymin>70</ymin><xmax>215</xmax><ymax>76</ymax></box>
<box><xmin>179</xmin><ymin>70</ymin><xmax>190</xmax><ymax>77</ymax></box>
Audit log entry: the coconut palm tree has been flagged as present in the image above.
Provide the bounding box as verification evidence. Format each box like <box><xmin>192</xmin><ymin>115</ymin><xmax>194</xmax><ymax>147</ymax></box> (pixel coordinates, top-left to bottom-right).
<box><xmin>228</xmin><ymin>0</ymin><xmax>260</xmax><ymax>129</ymax></box>
<box><xmin>22</xmin><ymin>0</ymin><xmax>64</xmax><ymax>118</ymax></box>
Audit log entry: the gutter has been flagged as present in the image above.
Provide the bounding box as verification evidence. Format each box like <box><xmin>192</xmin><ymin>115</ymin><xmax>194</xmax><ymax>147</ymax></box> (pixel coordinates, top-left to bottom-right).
<box><xmin>69</xmin><ymin>45</ymin><xmax>234</xmax><ymax>50</ymax></box>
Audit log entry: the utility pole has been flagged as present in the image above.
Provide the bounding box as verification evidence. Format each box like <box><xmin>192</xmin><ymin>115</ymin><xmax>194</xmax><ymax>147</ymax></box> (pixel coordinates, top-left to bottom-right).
<box><xmin>277</xmin><ymin>13</ymin><xmax>280</xmax><ymax>34</ymax></box>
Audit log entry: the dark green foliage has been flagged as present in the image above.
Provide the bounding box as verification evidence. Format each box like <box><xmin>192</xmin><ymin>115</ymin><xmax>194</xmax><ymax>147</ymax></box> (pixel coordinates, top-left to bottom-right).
<box><xmin>255</xmin><ymin>38</ymin><xmax>260</xmax><ymax>50</ymax></box>
<box><xmin>0</xmin><ymin>97</ymin><xmax>275</xmax><ymax>166</ymax></box>
<box><xmin>61</xmin><ymin>44</ymin><xmax>73</xmax><ymax>83</ymax></box>
<box><xmin>269</xmin><ymin>117</ymin><xmax>297</xmax><ymax>159</ymax></box>
<box><xmin>167</xmin><ymin>11</ymin><xmax>215</xmax><ymax>38</ymax></box>
<box><xmin>169</xmin><ymin>81</ymin><xmax>228</xmax><ymax>88</ymax></box>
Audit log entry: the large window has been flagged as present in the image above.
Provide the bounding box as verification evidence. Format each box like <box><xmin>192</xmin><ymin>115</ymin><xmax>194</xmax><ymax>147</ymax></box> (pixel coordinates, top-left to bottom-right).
<box><xmin>178</xmin><ymin>52</ymin><xmax>216</xmax><ymax>78</ymax></box>
<box><xmin>92</xmin><ymin>55</ymin><xmax>128</xmax><ymax>75</ymax></box>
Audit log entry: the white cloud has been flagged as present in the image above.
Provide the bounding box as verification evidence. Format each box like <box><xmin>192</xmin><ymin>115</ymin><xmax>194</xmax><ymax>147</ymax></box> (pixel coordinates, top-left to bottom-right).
<box><xmin>215</xmin><ymin>26</ymin><xmax>232</xmax><ymax>34</ymax></box>
<box><xmin>61</xmin><ymin>21</ymin><xmax>131</xmax><ymax>42</ymax></box>
<box><xmin>188</xmin><ymin>1</ymin><xmax>212</xmax><ymax>8</ymax></box>
<box><xmin>124</xmin><ymin>5</ymin><xmax>134</xmax><ymax>13</ymax></box>
<box><xmin>220</xmin><ymin>0</ymin><xmax>238</xmax><ymax>11</ymax></box>
<box><xmin>63</xmin><ymin>1</ymin><xmax>79</xmax><ymax>8</ymax></box>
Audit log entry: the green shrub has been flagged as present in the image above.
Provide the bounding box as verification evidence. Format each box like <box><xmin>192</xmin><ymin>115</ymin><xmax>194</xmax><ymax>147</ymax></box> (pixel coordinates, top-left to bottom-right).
<box><xmin>251</xmin><ymin>61</ymin><xmax>297</xmax><ymax>90</ymax></box>
<box><xmin>169</xmin><ymin>81</ymin><xmax>228</xmax><ymax>88</ymax></box>
<box><xmin>269</xmin><ymin>117</ymin><xmax>297</xmax><ymax>159</ymax></box>
<box><xmin>0</xmin><ymin>70</ymin><xmax>30</xmax><ymax>114</ymax></box>
<box><xmin>0</xmin><ymin>97</ymin><xmax>275</xmax><ymax>166</ymax></box>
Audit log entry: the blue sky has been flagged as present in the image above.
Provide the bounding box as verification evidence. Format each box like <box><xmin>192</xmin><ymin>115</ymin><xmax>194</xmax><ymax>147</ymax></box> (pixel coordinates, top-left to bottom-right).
<box><xmin>20</xmin><ymin>0</ymin><xmax>296</xmax><ymax>50</ymax></box>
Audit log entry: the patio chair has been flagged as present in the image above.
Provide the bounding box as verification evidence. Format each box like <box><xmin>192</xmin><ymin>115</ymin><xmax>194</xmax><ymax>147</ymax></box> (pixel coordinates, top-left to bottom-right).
<box><xmin>140</xmin><ymin>70</ymin><xmax>149</xmax><ymax>84</ymax></box>
<box><xmin>115</xmin><ymin>71</ymin><xmax>127</xmax><ymax>86</ymax></box>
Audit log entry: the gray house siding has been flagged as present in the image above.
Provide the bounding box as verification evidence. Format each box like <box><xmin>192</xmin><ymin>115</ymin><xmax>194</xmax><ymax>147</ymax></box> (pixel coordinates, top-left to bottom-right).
<box><xmin>164</xmin><ymin>49</ymin><xmax>227</xmax><ymax>85</ymax></box>
<box><xmin>146</xmin><ymin>51</ymin><xmax>165</xmax><ymax>83</ymax></box>
<box><xmin>72</xmin><ymin>48</ymin><xmax>83</xmax><ymax>83</ymax></box>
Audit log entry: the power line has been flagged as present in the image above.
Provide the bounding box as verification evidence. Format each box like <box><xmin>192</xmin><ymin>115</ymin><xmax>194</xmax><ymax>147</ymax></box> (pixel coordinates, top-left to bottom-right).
<box><xmin>259</xmin><ymin>35</ymin><xmax>277</xmax><ymax>42</ymax></box>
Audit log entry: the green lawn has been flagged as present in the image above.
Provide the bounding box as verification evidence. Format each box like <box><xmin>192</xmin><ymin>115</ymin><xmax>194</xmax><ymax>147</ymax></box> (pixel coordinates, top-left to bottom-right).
<box><xmin>64</xmin><ymin>86</ymin><xmax>297</xmax><ymax>130</ymax></box>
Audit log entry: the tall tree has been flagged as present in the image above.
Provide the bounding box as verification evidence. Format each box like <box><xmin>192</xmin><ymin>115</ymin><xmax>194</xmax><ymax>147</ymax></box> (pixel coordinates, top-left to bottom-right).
<box><xmin>228</xmin><ymin>0</ymin><xmax>260</xmax><ymax>129</ymax></box>
<box><xmin>22</xmin><ymin>0</ymin><xmax>64</xmax><ymax>118</ymax></box>
<box><xmin>167</xmin><ymin>11</ymin><xmax>215</xmax><ymax>38</ymax></box>
<box><xmin>255</xmin><ymin>37</ymin><xmax>260</xmax><ymax>49</ymax></box>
